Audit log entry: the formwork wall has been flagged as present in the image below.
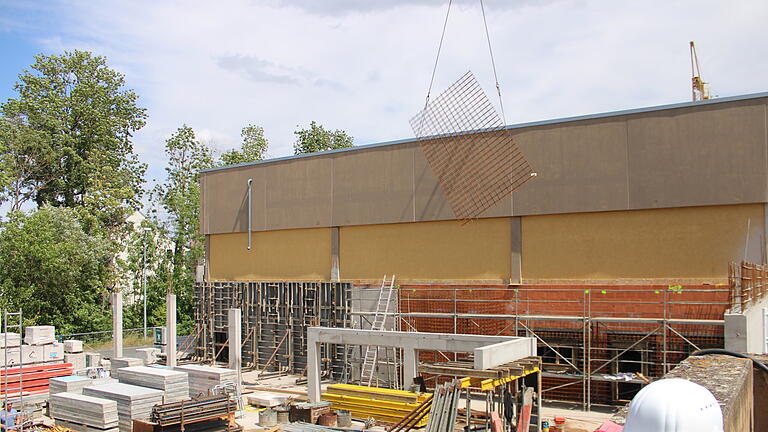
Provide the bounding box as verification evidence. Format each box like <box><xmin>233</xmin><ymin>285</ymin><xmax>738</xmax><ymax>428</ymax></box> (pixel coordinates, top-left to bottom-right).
<box><xmin>194</xmin><ymin>281</ymin><xmax>351</xmax><ymax>378</ymax></box>
<box><xmin>400</xmin><ymin>283</ymin><xmax>730</xmax><ymax>406</ymax></box>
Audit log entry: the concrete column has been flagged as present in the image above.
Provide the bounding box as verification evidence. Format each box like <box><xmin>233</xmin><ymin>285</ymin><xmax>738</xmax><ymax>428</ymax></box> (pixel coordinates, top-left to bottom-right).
<box><xmin>166</xmin><ymin>294</ymin><xmax>177</xmax><ymax>367</ymax></box>
<box><xmin>112</xmin><ymin>292</ymin><xmax>123</xmax><ymax>358</ymax></box>
<box><xmin>330</xmin><ymin>227</ymin><xmax>340</xmax><ymax>281</ymax></box>
<box><xmin>227</xmin><ymin>308</ymin><xmax>242</xmax><ymax>373</ymax></box>
<box><xmin>308</xmin><ymin>340</ymin><xmax>322</xmax><ymax>402</ymax></box>
<box><xmin>403</xmin><ymin>348</ymin><xmax>418</xmax><ymax>391</ymax></box>
<box><xmin>510</xmin><ymin>216</ymin><xmax>522</xmax><ymax>284</ymax></box>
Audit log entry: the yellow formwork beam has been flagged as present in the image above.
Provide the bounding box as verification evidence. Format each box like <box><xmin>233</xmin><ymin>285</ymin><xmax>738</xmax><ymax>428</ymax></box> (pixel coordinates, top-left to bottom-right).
<box><xmin>477</xmin><ymin>367</ymin><xmax>540</xmax><ymax>391</ymax></box>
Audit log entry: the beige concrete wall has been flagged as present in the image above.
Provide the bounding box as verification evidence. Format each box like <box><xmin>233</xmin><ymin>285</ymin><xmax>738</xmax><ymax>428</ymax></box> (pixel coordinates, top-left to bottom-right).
<box><xmin>521</xmin><ymin>204</ymin><xmax>764</xmax><ymax>281</ymax></box>
<box><xmin>200</xmin><ymin>95</ymin><xmax>768</xmax><ymax>235</ymax></box>
<box><xmin>208</xmin><ymin>228</ymin><xmax>331</xmax><ymax>280</ymax></box>
<box><xmin>339</xmin><ymin>218</ymin><xmax>512</xmax><ymax>281</ymax></box>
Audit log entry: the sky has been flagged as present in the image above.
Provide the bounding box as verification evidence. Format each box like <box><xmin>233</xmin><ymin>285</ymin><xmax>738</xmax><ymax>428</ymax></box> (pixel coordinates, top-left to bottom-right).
<box><xmin>1</xmin><ymin>0</ymin><xmax>767</xmax><ymax>189</ymax></box>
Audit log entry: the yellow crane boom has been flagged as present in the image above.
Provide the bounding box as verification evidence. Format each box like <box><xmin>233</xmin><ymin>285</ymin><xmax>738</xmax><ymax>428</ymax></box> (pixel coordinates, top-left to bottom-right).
<box><xmin>690</xmin><ymin>41</ymin><xmax>710</xmax><ymax>101</ymax></box>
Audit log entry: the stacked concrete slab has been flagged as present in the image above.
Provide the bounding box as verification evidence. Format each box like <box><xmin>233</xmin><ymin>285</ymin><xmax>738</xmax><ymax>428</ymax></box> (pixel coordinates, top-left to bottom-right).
<box><xmin>110</xmin><ymin>357</ymin><xmax>143</xmax><ymax>379</ymax></box>
<box><xmin>174</xmin><ymin>365</ymin><xmax>237</xmax><ymax>397</ymax></box>
<box><xmin>117</xmin><ymin>366</ymin><xmax>189</xmax><ymax>403</ymax></box>
<box><xmin>50</xmin><ymin>376</ymin><xmax>93</xmax><ymax>394</ymax></box>
<box><xmin>84</xmin><ymin>383</ymin><xmax>164</xmax><ymax>432</ymax></box>
<box><xmin>50</xmin><ymin>392</ymin><xmax>119</xmax><ymax>432</ymax></box>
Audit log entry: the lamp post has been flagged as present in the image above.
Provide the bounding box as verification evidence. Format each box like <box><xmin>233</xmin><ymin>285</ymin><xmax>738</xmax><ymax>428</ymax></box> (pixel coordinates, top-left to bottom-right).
<box><xmin>142</xmin><ymin>226</ymin><xmax>152</xmax><ymax>339</ymax></box>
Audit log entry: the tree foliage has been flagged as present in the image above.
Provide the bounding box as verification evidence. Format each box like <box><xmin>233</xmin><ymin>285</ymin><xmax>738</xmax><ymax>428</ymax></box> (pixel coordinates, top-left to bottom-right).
<box><xmin>220</xmin><ymin>124</ymin><xmax>268</xmax><ymax>166</ymax></box>
<box><xmin>0</xmin><ymin>118</ymin><xmax>53</xmax><ymax>212</ymax></box>
<box><xmin>0</xmin><ymin>207</ymin><xmax>114</xmax><ymax>333</ymax></box>
<box><xmin>293</xmin><ymin>121</ymin><xmax>353</xmax><ymax>155</ymax></box>
<box><xmin>153</xmin><ymin>125</ymin><xmax>214</xmax><ymax>333</ymax></box>
<box><xmin>1</xmin><ymin>50</ymin><xmax>147</xmax><ymax>231</ymax></box>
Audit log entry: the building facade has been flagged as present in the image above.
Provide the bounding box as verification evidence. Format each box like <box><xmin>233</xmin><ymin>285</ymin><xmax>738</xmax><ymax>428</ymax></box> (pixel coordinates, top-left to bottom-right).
<box><xmin>197</xmin><ymin>92</ymin><xmax>768</xmax><ymax>405</ymax></box>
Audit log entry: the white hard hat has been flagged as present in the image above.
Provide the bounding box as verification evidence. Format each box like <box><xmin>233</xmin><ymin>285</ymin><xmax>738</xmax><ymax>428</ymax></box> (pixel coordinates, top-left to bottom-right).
<box><xmin>623</xmin><ymin>378</ymin><xmax>723</xmax><ymax>432</ymax></box>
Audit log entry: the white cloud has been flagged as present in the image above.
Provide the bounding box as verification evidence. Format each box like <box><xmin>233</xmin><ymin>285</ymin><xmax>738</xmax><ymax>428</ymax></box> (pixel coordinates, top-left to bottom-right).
<box><xmin>27</xmin><ymin>0</ymin><xmax>768</xmax><ymax>184</ymax></box>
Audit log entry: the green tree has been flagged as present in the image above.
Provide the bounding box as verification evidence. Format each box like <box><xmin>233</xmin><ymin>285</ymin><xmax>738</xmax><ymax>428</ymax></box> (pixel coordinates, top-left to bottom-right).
<box><xmin>117</xmin><ymin>218</ymin><xmax>172</xmax><ymax>331</ymax></box>
<box><xmin>293</xmin><ymin>121</ymin><xmax>353</xmax><ymax>155</ymax></box>
<box><xmin>0</xmin><ymin>206</ymin><xmax>114</xmax><ymax>333</ymax></box>
<box><xmin>1</xmin><ymin>50</ymin><xmax>147</xmax><ymax>230</ymax></box>
<box><xmin>154</xmin><ymin>125</ymin><xmax>214</xmax><ymax>333</ymax></box>
<box><xmin>220</xmin><ymin>124</ymin><xmax>269</xmax><ymax>166</ymax></box>
<box><xmin>0</xmin><ymin>117</ymin><xmax>55</xmax><ymax>212</ymax></box>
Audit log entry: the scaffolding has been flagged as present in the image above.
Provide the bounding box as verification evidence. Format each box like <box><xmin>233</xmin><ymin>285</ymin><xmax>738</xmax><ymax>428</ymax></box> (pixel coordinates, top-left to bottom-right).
<box><xmin>194</xmin><ymin>281</ymin><xmax>352</xmax><ymax>379</ymax></box>
<box><xmin>351</xmin><ymin>284</ymin><xmax>729</xmax><ymax>409</ymax></box>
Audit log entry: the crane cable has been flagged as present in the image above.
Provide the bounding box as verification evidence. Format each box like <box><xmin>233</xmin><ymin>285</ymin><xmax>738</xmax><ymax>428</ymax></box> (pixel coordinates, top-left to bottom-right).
<box><xmin>421</xmin><ymin>0</ymin><xmax>506</xmax><ymax>124</ymax></box>
<box><xmin>423</xmin><ymin>0</ymin><xmax>453</xmax><ymax>112</ymax></box>
<box><xmin>479</xmin><ymin>0</ymin><xmax>506</xmax><ymax>124</ymax></box>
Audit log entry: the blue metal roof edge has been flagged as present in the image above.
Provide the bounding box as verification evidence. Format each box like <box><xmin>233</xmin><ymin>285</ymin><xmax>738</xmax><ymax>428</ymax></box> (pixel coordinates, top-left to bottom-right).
<box><xmin>201</xmin><ymin>91</ymin><xmax>768</xmax><ymax>174</ymax></box>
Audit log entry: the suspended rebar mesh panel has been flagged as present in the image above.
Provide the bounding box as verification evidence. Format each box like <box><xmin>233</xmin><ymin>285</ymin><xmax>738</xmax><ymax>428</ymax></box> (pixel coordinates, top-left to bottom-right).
<box><xmin>410</xmin><ymin>71</ymin><xmax>534</xmax><ymax>221</ymax></box>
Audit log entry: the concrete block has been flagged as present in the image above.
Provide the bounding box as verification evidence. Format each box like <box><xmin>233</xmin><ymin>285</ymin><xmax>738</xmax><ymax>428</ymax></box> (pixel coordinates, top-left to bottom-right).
<box><xmin>0</xmin><ymin>333</ymin><xmax>21</xmax><ymax>348</ymax></box>
<box><xmin>86</xmin><ymin>352</ymin><xmax>102</xmax><ymax>368</ymax></box>
<box><xmin>24</xmin><ymin>325</ymin><xmax>56</xmax><ymax>345</ymax></box>
<box><xmin>134</xmin><ymin>348</ymin><xmax>160</xmax><ymax>365</ymax></box>
<box><xmin>64</xmin><ymin>340</ymin><xmax>84</xmax><ymax>353</ymax></box>
<box><xmin>21</xmin><ymin>344</ymin><xmax>44</xmax><ymax>364</ymax></box>
<box><xmin>44</xmin><ymin>342</ymin><xmax>65</xmax><ymax>362</ymax></box>
<box><xmin>65</xmin><ymin>352</ymin><xmax>87</xmax><ymax>370</ymax></box>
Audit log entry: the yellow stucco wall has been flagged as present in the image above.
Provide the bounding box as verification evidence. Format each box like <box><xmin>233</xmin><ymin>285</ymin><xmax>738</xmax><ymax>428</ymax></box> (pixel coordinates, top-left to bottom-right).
<box><xmin>208</xmin><ymin>228</ymin><xmax>331</xmax><ymax>280</ymax></box>
<box><xmin>339</xmin><ymin>218</ymin><xmax>511</xmax><ymax>281</ymax></box>
<box><xmin>521</xmin><ymin>204</ymin><xmax>764</xmax><ymax>280</ymax></box>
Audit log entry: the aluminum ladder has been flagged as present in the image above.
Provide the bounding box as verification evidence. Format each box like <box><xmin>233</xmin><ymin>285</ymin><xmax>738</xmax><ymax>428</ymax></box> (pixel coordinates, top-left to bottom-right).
<box><xmin>360</xmin><ymin>275</ymin><xmax>396</xmax><ymax>386</ymax></box>
<box><xmin>3</xmin><ymin>310</ymin><xmax>23</xmax><ymax>432</ymax></box>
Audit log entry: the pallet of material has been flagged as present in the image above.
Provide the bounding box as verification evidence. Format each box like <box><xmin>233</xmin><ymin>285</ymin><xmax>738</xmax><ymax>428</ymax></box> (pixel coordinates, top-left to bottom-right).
<box><xmin>0</xmin><ymin>333</ymin><xmax>21</xmax><ymax>348</ymax></box>
<box><xmin>50</xmin><ymin>392</ymin><xmax>119</xmax><ymax>431</ymax></box>
<box><xmin>84</xmin><ymin>383</ymin><xmax>165</xmax><ymax>432</ymax></box>
<box><xmin>173</xmin><ymin>365</ymin><xmax>236</xmax><ymax>398</ymax></box>
<box><xmin>0</xmin><ymin>362</ymin><xmax>74</xmax><ymax>395</ymax></box>
<box><xmin>321</xmin><ymin>384</ymin><xmax>429</xmax><ymax>426</ymax></box>
<box><xmin>50</xmin><ymin>376</ymin><xmax>94</xmax><ymax>394</ymax></box>
<box><xmin>24</xmin><ymin>325</ymin><xmax>56</xmax><ymax>345</ymax></box>
<box><xmin>118</xmin><ymin>366</ymin><xmax>189</xmax><ymax>403</ymax></box>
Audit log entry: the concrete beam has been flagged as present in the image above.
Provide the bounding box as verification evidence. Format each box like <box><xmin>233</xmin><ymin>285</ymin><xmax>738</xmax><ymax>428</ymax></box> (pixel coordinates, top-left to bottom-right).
<box><xmin>112</xmin><ymin>292</ymin><xmax>123</xmax><ymax>358</ymax></box>
<box><xmin>166</xmin><ymin>294</ymin><xmax>177</xmax><ymax>367</ymax></box>
<box><xmin>473</xmin><ymin>338</ymin><xmax>538</xmax><ymax>370</ymax></box>
<box><xmin>306</xmin><ymin>327</ymin><xmax>536</xmax><ymax>402</ymax></box>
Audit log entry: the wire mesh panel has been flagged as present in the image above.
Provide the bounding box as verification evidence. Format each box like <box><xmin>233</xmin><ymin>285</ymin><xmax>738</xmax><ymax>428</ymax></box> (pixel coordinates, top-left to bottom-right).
<box><xmin>410</xmin><ymin>71</ymin><xmax>534</xmax><ymax>221</ymax></box>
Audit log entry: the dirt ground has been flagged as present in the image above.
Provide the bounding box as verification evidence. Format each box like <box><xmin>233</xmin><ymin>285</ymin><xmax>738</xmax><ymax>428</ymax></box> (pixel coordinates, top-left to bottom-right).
<box><xmin>237</xmin><ymin>372</ymin><xmax>615</xmax><ymax>432</ymax></box>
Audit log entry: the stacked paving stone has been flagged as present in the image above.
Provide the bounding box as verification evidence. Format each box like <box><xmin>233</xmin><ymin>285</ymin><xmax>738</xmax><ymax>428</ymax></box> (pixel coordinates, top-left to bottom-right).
<box><xmin>174</xmin><ymin>365</ymin><xmax>237</xmax><ymax>397</ymax></box>
<box><xmin>50</xmin><ymin>376</ymin><xmax>93</xmax><ymax>394</ymax></box>
<box><xmin>109</xmin><ymin>357</ymin><xmax>143</xmax><ymax>379</ymax></box>
<box><xmin>49</xmin><ymin>392</ymin><xmax>119</xmax><ymax>432</ymax></box>
<box><xmin>84</xmin><ymin>383</ymin><xmax>164</xmax><ymax>432</ymax></box>
<box><xmin>118</xmin><ymin>366</ymin><xmax>189</xmax><ymax>403</ymax></box>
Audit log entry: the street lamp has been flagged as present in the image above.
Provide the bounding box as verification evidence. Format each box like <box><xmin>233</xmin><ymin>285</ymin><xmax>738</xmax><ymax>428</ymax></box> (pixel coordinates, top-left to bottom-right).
<box><xmin>142</xmin><ymin>226</ymin><xmax>152</xmax><ymax>339</ymax></box>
